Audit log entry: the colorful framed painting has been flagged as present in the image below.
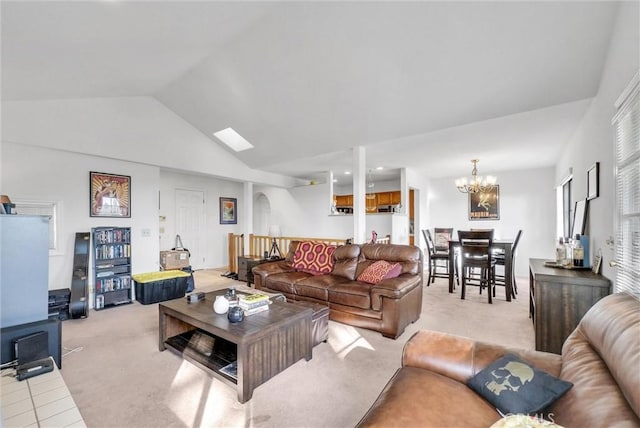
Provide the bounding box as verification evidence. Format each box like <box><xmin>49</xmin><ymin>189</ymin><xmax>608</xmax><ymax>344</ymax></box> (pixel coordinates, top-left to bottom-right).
<box><xmin>90</xmin><ymin>172</ymin><xmax>131</xmax><ymax>218</ymax></box>
<box><xmin>220</xmin><ymin>197</ymin><xmax>237</xmax><ymax>224</ymax></box>
<box><xmin>468</xmin><ymin>185</ymin><xmax>500</xmax><ymax>221</ymax></box>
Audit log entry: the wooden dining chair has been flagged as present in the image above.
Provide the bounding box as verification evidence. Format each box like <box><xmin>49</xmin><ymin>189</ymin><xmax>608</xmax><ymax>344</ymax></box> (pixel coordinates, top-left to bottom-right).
<box><xmin>422</xmin><ymin>229</ymin><xmax>450</xmax><ymax>285</ymax></box>
<box><xmin>433</xmin><ymin>227</ymin><xmax>454</xmax><ymax>252</ymax></box>
<box><xmin>458</xmin><ymin>230</ymin><xmax>496</xmax><ymax>303</ymax></box>
<box><xmin>493</xmin><ymin>229</ymin><xmax>523</xmax><ymax>298</ymax></box>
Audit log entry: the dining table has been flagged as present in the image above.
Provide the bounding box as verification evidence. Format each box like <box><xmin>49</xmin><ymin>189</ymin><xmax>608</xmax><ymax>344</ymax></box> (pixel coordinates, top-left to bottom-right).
<box><xmin>448</xmin><ymin>238</ymin><xmax>515</xmax><ymax>301</ymax></box>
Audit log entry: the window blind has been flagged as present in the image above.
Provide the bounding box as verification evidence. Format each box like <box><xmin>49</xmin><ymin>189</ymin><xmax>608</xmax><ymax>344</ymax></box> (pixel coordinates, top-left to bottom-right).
<box><xmin>613</xmin><ymin>75</ymin><xmax>640</xmax><ymax>295</ymax></box>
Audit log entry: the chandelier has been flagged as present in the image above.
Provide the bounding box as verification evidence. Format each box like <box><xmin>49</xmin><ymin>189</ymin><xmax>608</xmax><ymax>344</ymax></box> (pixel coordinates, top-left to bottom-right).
<box><xmin>455</xmin><ymin>159</ymin><xmax>497</xmax><ymax>193</ymax></box>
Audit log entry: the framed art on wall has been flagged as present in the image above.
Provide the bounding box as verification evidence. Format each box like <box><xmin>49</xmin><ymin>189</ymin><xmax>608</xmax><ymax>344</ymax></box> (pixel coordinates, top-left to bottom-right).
<box><xmin>469</xmin><ymin>186</ymin><xmax>500</xmax><ymax>220</ymax></box>
<box><xmin>90</xmin><ymin>172</ymin><xmax>131</xmax><ymax>218</ymax></box>
<box><xmin>220</xmin><ymin>197</ymin><xmax>237</xmax><ymax>224</ymax></box>
<box><xmin>587</xmin><ymin>162</ymin><xmax>599</xmax><ymax>200</ymax></box>
<box><xmin>571</xmin><ymin>198</ymin><xmax>589</xmax><ymax>237</ymax></box>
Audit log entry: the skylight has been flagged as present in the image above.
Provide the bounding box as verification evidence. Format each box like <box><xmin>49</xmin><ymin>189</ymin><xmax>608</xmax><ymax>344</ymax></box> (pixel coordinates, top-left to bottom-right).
<box><xmin>213</xmin><ymin>128</ymin><xmax>254</xmax><ymax>152</ymax></box>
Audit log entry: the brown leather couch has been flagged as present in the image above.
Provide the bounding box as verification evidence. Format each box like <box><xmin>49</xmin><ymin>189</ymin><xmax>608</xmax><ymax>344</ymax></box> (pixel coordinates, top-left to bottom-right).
<box><xmin>252</xmin><ymin>242</ymin><xmax>423</xmax><ymax>339</ymax></box>
<box><xmin>357</xmin><ymin>292</ymin><xmax>640</xmax><ymax>427</ymax></box>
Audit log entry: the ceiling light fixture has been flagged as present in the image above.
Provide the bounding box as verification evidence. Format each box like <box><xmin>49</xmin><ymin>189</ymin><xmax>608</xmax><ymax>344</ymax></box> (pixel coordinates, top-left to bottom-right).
<box><xmin>455</xmin><ymin>159</ymin><xmax>497</xmax><ymax>194</ymax></box>
<box><xmin>213</xmin><ymin>127</ymin><xmax>254</xmax><ymax>152</ymax></box>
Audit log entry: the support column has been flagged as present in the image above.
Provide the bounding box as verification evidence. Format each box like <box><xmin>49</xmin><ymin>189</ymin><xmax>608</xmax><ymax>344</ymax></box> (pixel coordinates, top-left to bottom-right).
<box><xmin>327</xmin><ymin>171</ymin><xmax>336</xmax><ymax>214</ymax></box>
<box><xmin>243</xmin><ymin>182</ymin><xmax>253</xmax><ymax>253</ymax></box>
<box><xmin>353</xmin><ymin>147</ymin><xmax>366</xmax><ymax>244</ymax></box>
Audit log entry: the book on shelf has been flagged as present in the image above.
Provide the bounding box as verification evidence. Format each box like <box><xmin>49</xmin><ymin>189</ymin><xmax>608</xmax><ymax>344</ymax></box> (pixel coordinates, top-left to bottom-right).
<box><xmin>96</xmin><ymin>271</ymin><xmax>114</xmax><ymax>278</ymax></box>
<box><xmin>243</xmin><ymin>304</ymin><xmax>269</xmax><ymax>316</ymax></box>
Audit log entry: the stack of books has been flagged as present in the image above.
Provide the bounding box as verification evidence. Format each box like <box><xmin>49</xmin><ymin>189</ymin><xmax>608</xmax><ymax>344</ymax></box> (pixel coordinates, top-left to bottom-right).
<box><xmin>238</xmin><ymin>293</ymin><xmax>270</xmax><ymax>316</ymax></box>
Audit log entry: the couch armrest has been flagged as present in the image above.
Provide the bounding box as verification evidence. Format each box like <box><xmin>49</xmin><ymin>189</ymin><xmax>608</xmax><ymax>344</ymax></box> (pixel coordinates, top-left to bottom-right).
<box><xmin>252</xmin><ymin>261</ymin><xmax>294</xmax><ymax>289</ymax></box>
<box><xmin>402</xmin><ymin>330</ymin><xmax>563</xmax><ymax>384</ymax></box>
<box><xmin>370</xmin><ymin>274</ymin><xmax>421</xmax><ymax>298</ymax></box>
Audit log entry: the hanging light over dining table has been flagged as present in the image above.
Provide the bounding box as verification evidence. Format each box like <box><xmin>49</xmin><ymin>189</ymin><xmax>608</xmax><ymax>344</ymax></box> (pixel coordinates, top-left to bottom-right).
<box><xmin>455</xmin><ymin>159</ymin><xmax>497</xmax><ymax>193</ymax></box>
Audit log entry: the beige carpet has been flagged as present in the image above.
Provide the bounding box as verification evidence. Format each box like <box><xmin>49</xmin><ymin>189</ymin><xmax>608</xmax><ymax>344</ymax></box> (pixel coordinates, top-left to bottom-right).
<box><xmin>59</xmin><ymin>270</ymin><xmax>533</xmax><ymax>428</ymax></box>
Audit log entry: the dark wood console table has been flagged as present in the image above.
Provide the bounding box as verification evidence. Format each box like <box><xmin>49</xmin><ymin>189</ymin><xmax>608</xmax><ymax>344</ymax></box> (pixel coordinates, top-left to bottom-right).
<box><xmin>238</xmin><ymin>256</ymin><xmax>283</xmax><ymax>285</ymax></box>
<box><xmin>529</xmin><ymin>258</ymin><xmax>611</xmax><ymax>354</ymax></box>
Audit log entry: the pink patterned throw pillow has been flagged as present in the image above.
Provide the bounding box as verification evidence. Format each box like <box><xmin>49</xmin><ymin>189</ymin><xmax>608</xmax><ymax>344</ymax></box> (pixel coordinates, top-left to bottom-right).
<box><xmin>293</xmin><ymin>241</ymin><xmax>337</xmax><ymax>275</ymax></box>
<box><xmin>357</xmin><ymin>260</ymin><xmax>402</xmax><ymax>284</ymax></box>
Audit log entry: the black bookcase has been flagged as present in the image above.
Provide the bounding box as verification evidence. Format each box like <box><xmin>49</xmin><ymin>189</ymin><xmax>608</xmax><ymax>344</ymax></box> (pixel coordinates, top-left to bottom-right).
<box><xmin>92</xmin><ymin>227</ymin><xmax>132</xmax><ymax>310</ymax></box>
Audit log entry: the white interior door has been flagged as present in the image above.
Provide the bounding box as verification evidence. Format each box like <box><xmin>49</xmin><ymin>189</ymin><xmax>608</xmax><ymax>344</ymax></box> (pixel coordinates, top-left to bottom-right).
<box><xmin>175</xmin><ymin>189</ymin><xmax>206</xmax><ymax>270</ymax></box>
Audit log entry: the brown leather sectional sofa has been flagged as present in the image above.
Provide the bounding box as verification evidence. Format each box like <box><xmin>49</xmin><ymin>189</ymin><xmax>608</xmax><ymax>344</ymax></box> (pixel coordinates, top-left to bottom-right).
<box><xmin>357</xmin><ymin>292</ymin><xmax>640</xmax><ymax>427</ymax></box>
<box><xmin>252</xmin><ymin>241</ymin><xmax>423</xmax><ymax>339</ymax></box>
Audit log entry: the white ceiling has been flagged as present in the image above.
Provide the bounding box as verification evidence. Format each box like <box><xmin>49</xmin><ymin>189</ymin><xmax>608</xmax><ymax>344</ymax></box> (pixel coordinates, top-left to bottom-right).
<box><xmin>1</xmin><ymin>1</ymin><xmax>620</xmax><ymax>184</ymax></box>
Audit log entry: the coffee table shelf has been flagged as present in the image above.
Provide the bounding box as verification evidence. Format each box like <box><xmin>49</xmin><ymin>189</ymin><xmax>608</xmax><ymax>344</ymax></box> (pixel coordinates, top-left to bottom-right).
<box><xmin>165</xmin><ymin>329</ymin><xmax>237</xmax><ymax>382</ymax></box>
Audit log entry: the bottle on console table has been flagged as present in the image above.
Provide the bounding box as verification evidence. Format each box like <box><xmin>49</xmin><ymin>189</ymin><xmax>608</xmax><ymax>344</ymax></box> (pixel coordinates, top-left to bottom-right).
<box><xmin>572</xmin><ymin>234</ymin><xmax>584</xmax><ymax>267</ymax></box>
<box><xmin>555</xmin><ymin>237</ymin><xmax>566</xmax><ymax>265</ymax></box>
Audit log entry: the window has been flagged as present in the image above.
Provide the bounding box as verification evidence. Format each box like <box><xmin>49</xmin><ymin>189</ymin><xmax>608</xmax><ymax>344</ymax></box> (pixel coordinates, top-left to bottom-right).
<box><xmin>613</xmin><ymin>74</ymin><xmax>639</xmax><ymax>294</ymax></box>
<box><xmin>12</xmin><ymin>201</ymin><xmax>59</xmax><ymax>252</ymax></box>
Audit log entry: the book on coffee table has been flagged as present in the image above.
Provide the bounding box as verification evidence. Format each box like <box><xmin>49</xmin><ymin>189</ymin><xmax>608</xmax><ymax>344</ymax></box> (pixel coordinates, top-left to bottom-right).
<box><xmin>243</xmin><ymin>305</ymin><xmax>269</xmax><ymax>316</ymax></box>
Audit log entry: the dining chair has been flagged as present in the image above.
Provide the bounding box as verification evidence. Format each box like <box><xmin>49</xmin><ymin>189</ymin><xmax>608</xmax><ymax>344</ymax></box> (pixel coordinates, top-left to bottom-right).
<box><xmin>422</xmin><ymin>229</ymin><xmax>451</xmax><ymax>285</ymax></box>
<box><xmin>433</xmin><ymin>227</ymin><xmax>454</xmax><ymax>252</ymax></box>
<box><xmin>493</xmin><ymin>229</ymin><xmax>523</xmax><ymax>298</ymax></box>
<box><xmin>458</xmin><ymin>230</ymin><xmax>496</xmax><ymax>303</ymax></box>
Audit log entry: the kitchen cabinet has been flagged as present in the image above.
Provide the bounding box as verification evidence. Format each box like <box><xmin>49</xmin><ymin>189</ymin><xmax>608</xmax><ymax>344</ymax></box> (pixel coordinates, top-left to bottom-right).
<box><xmin>377</xmin><ymin>192</ymin><xmax>391</xmax><ymax>205</ymax></box>
<box><xmin>335</xmin><ymin>194</ymin><xmax>353</xmax><ymax>207</ymax></box>
<box><xmin>391</xmin><ymin>191</ymin><xmax>401</xmax><ymax>205</ymax></box>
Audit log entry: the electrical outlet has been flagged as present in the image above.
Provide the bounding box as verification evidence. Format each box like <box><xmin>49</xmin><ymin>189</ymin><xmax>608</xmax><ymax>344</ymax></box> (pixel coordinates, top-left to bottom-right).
<box><xmin>141</xmin><ymin>228</ymin><xmax>151</xmax><ymax>237</ymax></box>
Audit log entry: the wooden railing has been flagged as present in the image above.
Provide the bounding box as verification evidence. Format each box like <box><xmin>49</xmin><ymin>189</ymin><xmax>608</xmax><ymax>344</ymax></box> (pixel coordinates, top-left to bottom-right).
<box><xmin>227</xmin><ymin>233</ymin><xmax>348</xmax><ymax>273</ymax></box>
<box><xmin>227</xmin><ymin>233</ymin><xmax>391</xmax><ymax>272</ymax></box>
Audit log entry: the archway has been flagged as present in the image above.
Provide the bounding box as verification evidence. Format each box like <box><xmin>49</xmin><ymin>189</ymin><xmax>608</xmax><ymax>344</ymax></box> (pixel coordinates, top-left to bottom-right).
<box><xmin>253</xmin><ymin>192</ymin><xmax>271</xmax><ymax>236</ymax></box>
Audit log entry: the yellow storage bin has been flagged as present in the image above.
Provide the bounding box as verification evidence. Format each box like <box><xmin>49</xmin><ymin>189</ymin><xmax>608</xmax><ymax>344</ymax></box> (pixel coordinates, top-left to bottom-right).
<box><xmin>132</xmin><ymin>270</ymin><xmax>190</xmax><ymax>304</ymax></box>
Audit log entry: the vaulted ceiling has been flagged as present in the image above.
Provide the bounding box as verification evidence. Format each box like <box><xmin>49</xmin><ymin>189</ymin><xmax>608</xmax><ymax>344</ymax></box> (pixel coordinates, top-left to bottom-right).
<box><xmin>1</xmin><ymin>1</ymin><xmax>621</xmax><ymax>184</ymax></box>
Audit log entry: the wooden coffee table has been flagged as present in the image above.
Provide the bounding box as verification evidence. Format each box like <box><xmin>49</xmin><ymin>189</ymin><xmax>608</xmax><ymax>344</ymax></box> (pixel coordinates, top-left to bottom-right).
<box><xmin>158</xmin><ymin>289</ymin><xmax>312</xmax><ymax>403</ymax></box>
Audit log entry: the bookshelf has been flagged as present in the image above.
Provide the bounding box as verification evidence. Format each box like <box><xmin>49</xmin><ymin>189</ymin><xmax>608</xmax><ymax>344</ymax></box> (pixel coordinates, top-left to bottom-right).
<box><xmin>92</xmin><ymin>227</ymin><xmax>132</xmax><ymax>310</ymax></box>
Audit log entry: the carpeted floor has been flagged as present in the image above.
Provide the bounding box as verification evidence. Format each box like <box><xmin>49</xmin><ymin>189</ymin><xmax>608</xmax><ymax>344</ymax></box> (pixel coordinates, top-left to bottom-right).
<box><xmin>59</xmin><ymin>269</ymin><xmax>533</xmax><ymax>428</ymax></box>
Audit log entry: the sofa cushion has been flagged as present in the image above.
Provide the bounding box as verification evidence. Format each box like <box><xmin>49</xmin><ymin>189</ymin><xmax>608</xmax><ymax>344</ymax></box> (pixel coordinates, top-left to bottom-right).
<box><xmin>357</xmin><ymin>367</ymin><xmax>500</xmax><ymax>427</ymax></box>
<box><xmin>331</xmin><ymin>244</ymin><xmax>360</xmax><ymax>280</ymax></box>
<box><xmin>293</xmin><ymin>241</ymin><xmax>337</xmax><ymax>275</ymax></box>
<box><xmin>328</xmin><ymin>281</ymin><xmax>371</xmax><ymax>309</ymax></box>
<box><xmin>295</xmin><ymin>274</ymin><xmax>350</xmax><ymax>301</ymax></box>
<box><xmin>357</xmin><ymin>260</ymin><xmax>401</xmax><ymax>284</ymax></box>
<box><xmin>357</xmin><ymin>244</ymin><xmax>422</xmax><ymax>278</ymax></box>
<box><xmin>551</xmin><ymin>293</ymin><xmax>640</xmax><ymax>427</ymax></box>
<box><xmin>264</xmin><ymin>271</ymin><xmax>311</xmax><ymax>295</ymax></box>
<box><xmin>467</xmin><ymin>354</ymin><xmax>572</xmax><ymax>415</ymax></box>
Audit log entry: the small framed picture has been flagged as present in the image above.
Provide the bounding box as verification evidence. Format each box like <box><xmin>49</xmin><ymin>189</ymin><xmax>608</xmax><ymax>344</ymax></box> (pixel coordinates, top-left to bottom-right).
<box><xmin>219</xmin><ymin>197</ymin><xmax>237</xmax><ymax>224</ymax></box>
<box><xmin>587</xmin><ymin>162</ymin><xmax>599</xmax><ymax>200</ymax></box>
<box><xmin>592</xmin><ymin>249</ymin><xmax>602</xmax><ymax>274</ymax></box>
<box><xmin>90</xmin><ymin>172</ymin><xmax>131</xmax><ymax>218</ymax></box>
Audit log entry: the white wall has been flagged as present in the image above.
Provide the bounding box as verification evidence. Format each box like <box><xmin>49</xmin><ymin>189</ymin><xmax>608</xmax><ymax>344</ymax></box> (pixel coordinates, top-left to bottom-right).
<box><xmin>428</xmin><ymin>167</ymin><xmax>556</xmax><ymax>277</ymax></box>
<box><xmin>1</xmin><ymin>96</ymin><xmax>300</xmax><ymax>188</ymax></box>
<box><xmin>556</xmin><ymin>1</ymin><xmax>639</xmax><ymax>286</ymax></box>
<box><xmin>159</xmin><ymin>170</ymin><xmax>244</xmax><ymax>269</ymax></box>
<box><xmin>2</xmin><ymin>142</ymin><xmax>160</xmax><ymax>292</ymax></box>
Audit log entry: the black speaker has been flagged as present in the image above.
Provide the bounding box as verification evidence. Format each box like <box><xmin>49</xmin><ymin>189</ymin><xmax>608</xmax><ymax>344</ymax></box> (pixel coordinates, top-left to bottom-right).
<box><xmin>13</xmin><ymin>331</ymin><xmax>49</xmax><ymax>365</ymax></box>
